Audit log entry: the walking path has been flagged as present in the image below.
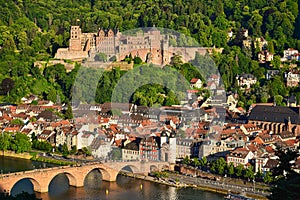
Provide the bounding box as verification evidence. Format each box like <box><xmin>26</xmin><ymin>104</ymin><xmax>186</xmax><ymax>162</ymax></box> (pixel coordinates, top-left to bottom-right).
<box><xmin>120</xmin><ymin>171</ymin><xmax>270</xmax><ymax>200</ymax></box>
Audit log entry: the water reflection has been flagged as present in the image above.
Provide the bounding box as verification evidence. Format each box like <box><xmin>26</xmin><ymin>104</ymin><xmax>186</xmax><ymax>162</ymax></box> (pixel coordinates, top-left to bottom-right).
<box><xmin>0</xmin><ymin>156</ymin><xmax>59</xmax><ymax>174</ymax></box>
<box><xmin>84</xmin><ymin>169</ymin><xmax>103</xmax><ymax>190</ymax></box>
<box><xmin>2</xmin><ymin>155</ymin><xmax>224</xmax><ymax>200</ymax></box>
<box><xmin>11</xmin><ymin>179</ymin><xmax>34</xmax><ymax>196</ymax></box>
<box><xmin>48</xmin><ymin>174</ymin><xmax>70</xmax><ymax>198</ymax></box>
<box><xmin>12</xmin><ymin>174</ymin><xmax>223</xmax><ymax>200</ymax></box>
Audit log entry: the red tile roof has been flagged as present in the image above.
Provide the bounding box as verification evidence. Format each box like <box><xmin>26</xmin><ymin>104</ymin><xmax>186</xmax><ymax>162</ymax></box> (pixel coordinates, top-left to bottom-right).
<box><xmin>190</xmin><ymin>78</ymin><xmax>199</xmax><ymax>84</ymax></box>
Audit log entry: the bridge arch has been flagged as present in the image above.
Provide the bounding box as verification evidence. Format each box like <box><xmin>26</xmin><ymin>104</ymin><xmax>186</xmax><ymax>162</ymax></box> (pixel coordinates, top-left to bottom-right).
<box><xmin>150</xmin><ymin>165</ymin><xmax>159</xmax><ymax>172</ymax></box>
<box><xmin>85</xmin><ymin>167</ymin><xmax>112</xmax><ymax>182</ymax></box>
<box><xmin>10</xmin><ymin>177</ymin><xmax>41</xmax><ymax>194</ymax></box>
<box><xmin>48</xmin><ymin>171</ymin><xmax>78</xmax><ymax>189</ymax></box>
<box><xmin>119</xmin><ymin>165</ymin><xmax>140</xmax><ymax>174</ymax></box>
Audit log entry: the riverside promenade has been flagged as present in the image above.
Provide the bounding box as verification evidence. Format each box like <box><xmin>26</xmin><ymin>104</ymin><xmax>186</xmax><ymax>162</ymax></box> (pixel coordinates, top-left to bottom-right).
<box><xmin>121</xmin><ymin>171</ymin><xmax>270</xmax><ymax>200</ymax></box>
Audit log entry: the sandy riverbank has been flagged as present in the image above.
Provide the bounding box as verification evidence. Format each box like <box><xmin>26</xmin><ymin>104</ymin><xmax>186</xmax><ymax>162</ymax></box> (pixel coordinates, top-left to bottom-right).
<box><xmin>0</xmin><ymin>151</ymin><xmax>32</xmax><ymax>160</ymax></box>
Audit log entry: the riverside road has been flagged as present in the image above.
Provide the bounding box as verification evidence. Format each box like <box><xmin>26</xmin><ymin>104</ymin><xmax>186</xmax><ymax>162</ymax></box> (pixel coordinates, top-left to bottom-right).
<box><xmin>168</xmin><ymin>173</ymin><xmax>270</xmax><ymax>199</ymax></box>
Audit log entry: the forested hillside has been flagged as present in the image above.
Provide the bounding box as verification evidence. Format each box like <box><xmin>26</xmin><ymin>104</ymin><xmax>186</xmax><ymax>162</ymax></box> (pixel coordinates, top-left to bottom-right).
<box><xmin>0</xmin><ymin>0</ymin><xmax>299</xmax><ymax>107</ymax></box>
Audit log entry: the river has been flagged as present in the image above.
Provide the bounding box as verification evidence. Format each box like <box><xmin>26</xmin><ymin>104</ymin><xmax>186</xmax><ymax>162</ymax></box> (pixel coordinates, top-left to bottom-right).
<box><xmin>0</xmin><ymin>156</ymin><xmax>59</xmax><ymax>174</ymax></box>
<box><xmin>0</xmin><ymin>156</ymin><xmax>224</xmax><ymax>200</ymax></box>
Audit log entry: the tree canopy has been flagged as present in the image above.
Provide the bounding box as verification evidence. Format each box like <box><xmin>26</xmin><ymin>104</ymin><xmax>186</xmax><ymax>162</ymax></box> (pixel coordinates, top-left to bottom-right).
<box><xmin>0</xmin><ymin>0</ymin><xmax>299</xmax><ymax>108</ymax></box>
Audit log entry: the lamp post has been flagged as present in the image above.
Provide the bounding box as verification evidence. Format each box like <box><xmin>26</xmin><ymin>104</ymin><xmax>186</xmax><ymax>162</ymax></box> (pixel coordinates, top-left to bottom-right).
<box><xmin>194</xmin><ymin>160</ymin><xmax>196</xmax><ymax>177</ymax></box>
<box><xmin>1</xmin><ymin>131</ymin><xmax>3</xmax><ymax>155</ymax></box>
<box><xmin>253</xmin><ymin>179</ymin><xmax>255</xmax><ymax>192</ymax></box>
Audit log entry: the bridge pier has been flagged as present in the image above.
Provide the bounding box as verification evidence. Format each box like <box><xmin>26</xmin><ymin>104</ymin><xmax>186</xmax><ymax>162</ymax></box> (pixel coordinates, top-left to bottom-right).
<box><xmin>102</xmin><ymin>170</ymin><xmax>118</xmax><ymax>182</ymax></box>
<box><xmin>70</xmin><ymin>181</ymin><xmax>84</xmax><ymax>188</ymax></box>
<box><xmin>35</xmin><ymin>185</ymin><xmax>48</xmax><ymax>193</ymax></box>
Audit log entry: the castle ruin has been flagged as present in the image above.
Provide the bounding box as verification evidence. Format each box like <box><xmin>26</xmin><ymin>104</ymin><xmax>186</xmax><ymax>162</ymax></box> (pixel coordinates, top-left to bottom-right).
<box><xmin>55</xmin><ymin>25</ymin><xmax>223</xmax><ymax>66</ymax></box>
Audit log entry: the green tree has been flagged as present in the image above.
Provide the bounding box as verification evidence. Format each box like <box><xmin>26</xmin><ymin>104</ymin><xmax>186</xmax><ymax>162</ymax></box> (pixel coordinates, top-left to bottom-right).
<box><xmin>235</xmin><ymin>164</ymin><xmax>244</xmax><ymax>178</ymax></box>
<box><xmin>193</xmin><ymin>157</ymin><xmax>200</xmax><ymax>167</ymax></box>
<box><xmin>70</xmin><ymin>145</ymin><xmax>77</xmax><ymax>155</ymax></box>
<box><xmin>268</xmin><ymin>172</ymin><xmax>300</xmax><ymax>200</ymax></box>
<box><xmin>255</xmin><ymin>170</ymin><xmax>263</xmax><ymax>181</ymax></box>
<box><xmin>10</xmin><ymin>132</ymin><xmax>31</xmax><ymax>153</ymax></box>
<box><xmin>32</xmin><ymin>140</ymin><xmax>52</xmax><ymax>152</ymax></box>
<box><xmin>133</xmin><ymin>56</ymin><xmax>143</xmax><ymax>64</ymax></box>
<box><xmin>0</xmin><ymin>0</ymin><xmax>298</xmax><ymax>109</ymax></box>
<box><xmin>213</xmin><ymin>157</ymin><xmax>227</xmax><ymax>175</ymax></box>
<box><xmin>47</xmin><ymin>88</ymin><xmax>57</xmax><ymax>103</ymax></box>
<box><xmin>271</xmin><ymin>55</ymin><xmax>281</xmax><ymax>69</ymax></box>
<box><xmin>274</xmin><ymin>95</ymin><xmax>284</xmax><ymax>106</ymax></box>
<box><xmin>170</xmin><ymin>54</ymin><xmax>183</xmax><ymax>67</ymax></box>
<box><xmin>0</xmin><ymin>132</ymin><xmax>12</xmax><ymax>151</ymax></box>
<box><xmin>200</xmin><ymin>157</ymin><xmax>207</xmax><ymax>167</ymax></box>
<box><xmin>11</xmin><ymin>118</ymin><xmax>24</xmax><ymax>125</ymax></box>
<box><xmin>268</xmin><ymin>40</ymin><xmax>275</xmax><ymax>53</ymax></box>
<box><xmin>272</xmin><ymin>148</ymin><xmax>299</xmax><ymax>177</ymax></box>
<box><xmin>248</xmin><ymin>10</ymin><xmax>263</xmax><ymax>36</ymax></box>
<box><xmin>61</xmin><ymin>143</ymin><xmax>69</xmax><ymax>156</ymax></box>
<box><xmin>227</xmin><ymin>162</ymin><xmax>235</xmax><ymax>178</ymax></box>
<box><xmin>94</xmin><ymin>52</ymin><xmax>107</xmax><ymax>62</ymax></box>
<box><xmin>82</xmin><ymin>147</ymin><xmax>92</xmax><ymax>156</ymax></box>
<box><xmin>244</xmin><ymin>165</ymin><xmax>255</xmax><ymax>180</ymax></box>
<box><xmin>64</xmin><ymin>103</ymin><xmax>73</xmax><ymax>119</ymax></box>
<box><xmin>0</xmin><ymin>78</ymin><xmax>15</xmax><ymax>96</ymax></box>
<box><xmin>183</xmin><ymin>156</ymin><xmax>190</xmax><ymax>165</ymax></box>
<box><xmin>268</xmin><ymin>148</ymin><xmax>300</xmax><ymax>199</ymax></box>
<box><xmin>263</xmin><ymin>171</ymin><xmax>273</xmax><ymax>184</ymax></box>
<box><xmin>30</xmin><ymin>117</ymin><xmax>37</xmax><ymax>122</ymax></box>
<box><xmin>110</xmin><ymin>148</ymin><xmax>122</xmax><ymax>160</ymax></box>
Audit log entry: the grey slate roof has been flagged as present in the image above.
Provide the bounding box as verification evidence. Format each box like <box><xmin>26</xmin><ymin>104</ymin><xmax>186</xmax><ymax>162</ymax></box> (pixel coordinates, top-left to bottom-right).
<box><xmin>248</xmin><ymin>105</ymin><xmax>300</xmax><ymax>124</ymax></box>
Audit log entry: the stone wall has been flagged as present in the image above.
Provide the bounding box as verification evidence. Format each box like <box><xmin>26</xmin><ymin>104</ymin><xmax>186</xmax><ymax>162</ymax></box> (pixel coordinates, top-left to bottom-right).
<box><xmin>55</xmin><ymin>48</ymin><xmax>88</xmax><ymax>60</ymax></box>
<box><xmin>34</xmin><ymin>60</ymin><xmax>77</xmax><ymax>72</ymax></box>
<box><xmin>82</xmin><ymin>61</ymin><xmax>133</xmax><ymax>71</ymax></box>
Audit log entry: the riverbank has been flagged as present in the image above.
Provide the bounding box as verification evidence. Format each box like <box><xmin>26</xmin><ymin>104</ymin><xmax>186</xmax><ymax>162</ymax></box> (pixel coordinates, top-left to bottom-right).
<box><xmin>0</xmin><ymin>150</ymin><xmax>32</xmax><ymax>160</ymax></box>
<box><xmin>30</xmin><ymin>156</ymin><xmax>75</xmax><ymax>166</ymax></box>
<box><xmin>119</xmin><ymin>171</ymin><xmax>186</xmax><ymax>188</ymax></box>
<box><xmin>0</xmin><ymin>150</ymin><xmax>74</xmax><ymax>166</ymax></box>
<box><xmin>120</xmin><ymin>171</ymin><xmax>269</xmax><ymax>200</ymax></box>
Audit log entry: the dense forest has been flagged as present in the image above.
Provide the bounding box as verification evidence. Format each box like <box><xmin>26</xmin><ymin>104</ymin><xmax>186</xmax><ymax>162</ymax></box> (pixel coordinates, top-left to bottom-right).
<box><xmin>0</xmin><ymin>0</ymin><xmax>300</xmax><ymax>107</ymax></box>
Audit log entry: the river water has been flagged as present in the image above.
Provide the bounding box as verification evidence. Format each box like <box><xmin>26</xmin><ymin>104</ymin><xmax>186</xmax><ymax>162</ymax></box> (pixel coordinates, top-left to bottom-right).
<box><xmin>0</xmin><ymin>156</ymin><xmax>59</xmax><ymax>174</ymax></box>
<box><xmin>0</xmin><ymin>156</ymin><xmax>224</xmax><ymax>200</ymax></box>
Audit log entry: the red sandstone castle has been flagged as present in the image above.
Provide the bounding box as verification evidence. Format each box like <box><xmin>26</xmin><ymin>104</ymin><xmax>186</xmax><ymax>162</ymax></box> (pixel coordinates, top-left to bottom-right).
<box><xmin>55</xmin><ymin>25</ymin><xmax>222</xmax><ymax>65</ymax></box>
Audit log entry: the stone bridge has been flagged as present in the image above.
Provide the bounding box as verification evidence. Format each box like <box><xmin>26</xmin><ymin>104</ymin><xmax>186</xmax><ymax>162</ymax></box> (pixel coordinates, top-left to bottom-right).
<box><xmin>0</xmin><ymin>161</ymin><xmax>169</xmax><ymax>194</ymax></box>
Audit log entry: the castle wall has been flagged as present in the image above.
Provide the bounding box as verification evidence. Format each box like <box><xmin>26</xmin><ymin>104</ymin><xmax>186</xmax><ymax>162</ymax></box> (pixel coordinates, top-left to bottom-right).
<box><xmin>55</xmin><ymin>48</ymin><xmax>88</xmax><ymax>60</ymax></box>
<box><xmin>55</xmin><ymin>25</ymin><xmax>223</xmax><ymax>65</ymax></box>
<box><xmin>82</xmin><ymin>61</ymin><xmax>133</xmax><ymax>71</ymax></box>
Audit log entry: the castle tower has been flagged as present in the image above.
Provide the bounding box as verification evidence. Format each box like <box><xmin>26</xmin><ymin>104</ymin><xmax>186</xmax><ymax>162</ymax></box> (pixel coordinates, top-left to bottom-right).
<box><xmin>69</xmin><ymin>26</ymin><xmax>82</xmax><ymax>51</ymax></box>
<box><xmin>162</xmin><ymin>34</ymin><xmax>169</xmax><ymax>65</ymax></box>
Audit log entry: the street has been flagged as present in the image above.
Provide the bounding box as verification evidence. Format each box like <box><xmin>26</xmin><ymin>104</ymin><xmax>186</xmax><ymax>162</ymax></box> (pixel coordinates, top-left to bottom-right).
<box><xmin>168</xmin><ymin>173</ymin><xmax>270</xmax><ymax>198</ymax></box>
